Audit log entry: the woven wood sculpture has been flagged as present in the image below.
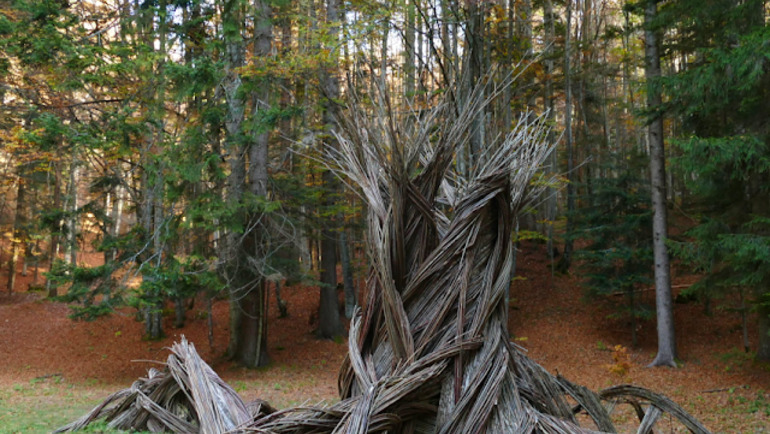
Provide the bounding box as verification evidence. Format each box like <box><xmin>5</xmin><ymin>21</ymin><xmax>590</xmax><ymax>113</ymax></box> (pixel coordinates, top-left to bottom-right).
<box><xmin>58</xmin><ymin>95</ymin><xmax>710</xmax><ymax>433</ymax></box>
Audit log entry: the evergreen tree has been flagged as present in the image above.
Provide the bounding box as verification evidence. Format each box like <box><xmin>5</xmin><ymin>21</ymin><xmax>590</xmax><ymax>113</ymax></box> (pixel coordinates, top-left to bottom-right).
<box><xmin>577</xmin><ymin>148</ymin><xmax>653</xmax><ymax>348</ymax></box>
<box><xmin>643</xmin><ymin>0</ymin><xmax>677</xmax><ymax>368</ymax></box>
<box><xmin>659</xmin><ymin>0</ymin><xmax>770</xmax><ymax>360</ymax></box>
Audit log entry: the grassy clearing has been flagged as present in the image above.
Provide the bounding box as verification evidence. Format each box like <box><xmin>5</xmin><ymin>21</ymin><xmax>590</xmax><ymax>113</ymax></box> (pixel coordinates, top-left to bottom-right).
<box><xmin>0</xmin><ymin>377</ymin><xmax>116</xmax><ymax>434</ymax></box>
<box><xmin>1</xmin><ymin>370</ymin><xmax>768</xmax><ymax>432</ymax></box>
<box><xmin>0</xmin><ymin>363</ymin><xmax>338</xmax><ymax>434</ymax></box>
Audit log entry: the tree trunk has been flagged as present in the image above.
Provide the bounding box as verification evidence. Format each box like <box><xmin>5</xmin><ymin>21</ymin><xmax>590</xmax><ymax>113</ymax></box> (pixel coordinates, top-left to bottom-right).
<box><xmin>380</xmin><ymin>14</ymin><xmax>389</xmax><ymax>90</ymax></box>
<box><xmin>466</xmin><ymin>2</ymin><xmax>485</xmax><ymax>168</ymax></box>
<box><xmin>740</xmin><ymin>286</ymin><xmax>749</xmax><ymax>353</ymax></box>
<box><xmin>103</xmin><ymin>191</ymin><xmax>112</xmax><ymax>266</ymax></box>
<box><xmin>174</xmin><ymin>297</ymin><xmax>186</xmax><ymax>329</ymax></box>
<box><xmin>501</xmin><ymin>0</ymin><xmax>514</xmax><ymax>131</ymax></box>
<box><xmin>7</xmin><ymin>167</ymin><xmax>27</xmax><ymax>294</ymax></box>
<box><xmin>66</xmin><ymin>160</ymin><xmax>79</xmax><ymax>266</ymax></box>
<box><xmin>311</xmin><ymin>237</ymin><xmax>320</xmax><ymax>272</ymax></box>
<box><xmin>144</xmin><ymin>165</ymin><xmax>165</xmax><ymax>341</ymax></box>
<box><xmin>245</xmin><ymin>0</ymin><xmax>272</xmax><ymax>367</ymax></box>
<box><xmin>544</xmin><ymin>0</ymin><xmax>557</xmax><ymax>275</ymax></box>
<box><xmin>223</xmin><ymin>0</ymin><xmax>273</xmax><ymax>368</ymax></box>
<box><xmin>319</xmin><ymin>223</ymin><xmax>341</xmax><ymax>337</ymax></box>
<box><xmin>223</xmin><ymin>0</ymin><xmax>247</xmax><ymax>361</ymax></box>
<box><xmin>645</xmin><ymin>0</ymin><xmax>677</xmax><ymax>368</ymax></box>
<box><xmin>560</xmin><ymin>0</ymin><xmax>575</xmax><ymax>272</ymax></box>
<box><xmin>111</xmin><ymin>182</ymin><xmax>124</xmax><ymax>262</ymax></box>
<box><xmin>757</xmin><ymin>302</ymin><xmax>770</xmax><ymax>361</ymax></box>
<box><xmin>234</xmin><ymin>276</ymin><xmax>270</xmax><ymax>368</ymax></box>
<box><xmin>143</xmin><ymin>0</ymin><xmax>170</xmax><ymax>342</ymax></box>
<box><xmin>317</xmin><ymin>0</ymin><xmax>345</xmax><ymax>339</ymax></box>
<box><xmin>104</xmin><ymin>175</ymin><xmax>124</xmax><ymax>265</ymax></box>
<box><xmin>207</xmin><ymin>295</ymin><xmax>215</xmax><ymax>351</ymax></box>
<box><xmin>47</xmin><ymin>161</ymin><xmax>63</xmax><ymax>298</ymax></box>
<box><xmin>404</xmin><ymin>0</ymin><xmax>415</xmax><ymax>103</ymax></box>
<box><xmin>275</xmin><ymin>280</ymin><xmax>288</xmax><ymax>318</ymax></box>
<box><xmin>298</xmin><ymin>209</ymin><xmax>313</xmax><ymax>274</ymax></box>
<box><xmin>339</xmin><ymin>229</ymin><xmax>357</xmax><ymax>319</ymax></box>
<box><xmin>439</xmin><ymin>0</ymin><xmax>455</xmax><ymax>90</ymax></box>
<box><xmin>515</xmin><ymin>0</ymin><xmax>534</xmax><ymax>120</ymax></box>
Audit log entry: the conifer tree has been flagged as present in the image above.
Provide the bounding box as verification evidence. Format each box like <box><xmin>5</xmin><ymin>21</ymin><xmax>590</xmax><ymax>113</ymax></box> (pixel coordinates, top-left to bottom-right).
<box><xmin>658</xmin><ymin>0</ymin><xmax>770</xmax><ymax>360</ymax></box>
<box><xmin>643</xmin><ymin>0</ymin><xmax>677</xmax><ymax>368</ymax></box>
<box><xmin>577</xmin><ymin>148</ymin><xmax>653</xmax><ymax>348</ymax></box>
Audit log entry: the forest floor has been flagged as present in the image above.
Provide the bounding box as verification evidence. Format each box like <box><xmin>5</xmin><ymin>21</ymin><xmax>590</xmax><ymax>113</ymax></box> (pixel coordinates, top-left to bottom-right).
<box><xmin>0</xmin><ymin>242</ymin><xmax>769</xmax><ymax>432</ymax></box>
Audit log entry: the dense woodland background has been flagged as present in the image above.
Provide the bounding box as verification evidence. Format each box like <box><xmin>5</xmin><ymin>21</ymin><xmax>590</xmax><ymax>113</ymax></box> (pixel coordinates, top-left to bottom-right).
<box><xmin>1</xmin><ymin>0</ymin><xmax>769</xmax><ymax>370</ymax></box>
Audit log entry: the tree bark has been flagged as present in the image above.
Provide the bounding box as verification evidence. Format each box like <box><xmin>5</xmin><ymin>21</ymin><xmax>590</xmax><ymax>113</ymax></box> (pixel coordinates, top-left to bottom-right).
<box><xmin>103</xmin><ymin>192</ymin><xmax>112</xmax><ymax>266</ymax></box>
<box><xmin>298</xmin><ymin>207</ymin><xmax>313</xmax><ymax>274</ymax></box>
<box><xmin>645</xmin><ymin>0</ymin><xmax>677</xmax><ymax>367</ymax></box>
<box><xmin>174</xmin><ymin>297</ymin><xmax>186</xmax><ymax>329</ymax></box>
<box><xmin>502</xmin><ymin>0</ymin><xmax>514</xmax><ymax>131</ymax></box>
<box><xmin>140</xmin><ymin>165</ymin><xmax>162</xmax><ymax>340</ymax></box>
<box><xmin>339</xmin><ymin>229</ymin><xmax>357</xmax><ymax>319</ymax></box>
<box><xmin>274</xmin><ymin>280</ymin><xmax>288</xmax><ymax>318</ymax></box>
<box><xmin>317</xmin><ymin>0</ymin><xmax>345</xmax><ymax>339</ymax></box>
<box><xmin>544</xmin><ymin>0</ymin><xmax>557</xmax><ymax>275</ymax></box>
<box><xmin>143</xmin><ymin>0</ymin><xmax>170</xmax><ymax>342</ymax></box>
<box><xmin>404</xmin><ymin>0</ymin><xmax>416</xmax><ymax>104</ymax></box>
<box><xmin>757</xmin><ymin>302</ymin><xmax>770</xmax><ymax>361</ymax></box>
<box><xmin>560</xmin><ymin>0</ymin><xmax>575</xmax><ymax>272</ymax></box>
<box><xmin>224</xmin><ymin>0</ymin><xmax>273</xmax><ymax>368</ymax></box>
<box><xmin>111</xmin><ymin>182</ymin><xmax>124</xmax><ymax>262</ymax></box>
<box><xmin>246</xmin><ymin>0</ymin><xmax>272</xmax><ymax>367</ymax></box>
<box><xmin>7</xmin><ymin>166</ymin><xmax>27</xmax><ymax>294</ymax></box>
<box><xmin>223</xmin><ymin>0</ymin><xmax>247</xmax><ymax>362</ymax></box>
<box><xmin>144</xmin><ymin>162</ymin><xmax>165</xmax><ymax>341</ymax></box>
<box><xmin>46</xmin><ymin>161</ymin><xmax>63</xmax><ymax>298</ymax></box>
<box><xmin>319</xmin><ymin>221</ymin><xmax>341</xmax><ymax>337</ymax></box>
<box><xmin>465</xmin><ymin>2</ymin><xmax>485</xmax><ymax>168</ymax></box>
<box><xmin>66</xmin><ymin>160</ymin><xmax>79</xmax><ymax>266</ymax></box>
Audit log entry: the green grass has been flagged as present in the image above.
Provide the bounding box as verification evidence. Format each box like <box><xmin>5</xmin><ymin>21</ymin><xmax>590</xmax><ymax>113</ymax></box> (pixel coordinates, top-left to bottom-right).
<box><xmin>0</xmin><ymin>378</ymin><xmax>115</xmax><ymax>434</ymax></box>
<box><xmin>0</xmin><ymin>363</ymin><xmax>339</xmax><ymax>433</ymax></box>
<box><xmin>0</xmin><ymin>397</ymin><xmax>94</xmax><ymax>433</ymax></box>
<box><xmin>1</xmin><ymin>372</ymin><xmax>768</xmax><ymax>433</ymax></box>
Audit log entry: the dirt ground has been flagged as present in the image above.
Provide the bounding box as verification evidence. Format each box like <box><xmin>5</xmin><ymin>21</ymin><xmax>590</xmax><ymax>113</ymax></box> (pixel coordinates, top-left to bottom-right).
<box><xmin>1</xmin><ymin>242</ymin><xmax>769</xmax><ymax>432</ymax></box>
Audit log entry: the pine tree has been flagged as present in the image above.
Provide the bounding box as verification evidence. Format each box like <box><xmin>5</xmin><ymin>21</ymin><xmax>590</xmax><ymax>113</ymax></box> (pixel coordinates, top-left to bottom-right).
<box><xmin>658</xmin><ymin>0</ymin><xmax>770</xmax><ymax>360</ymax></box>
<box><xmin>577</xmin><ymin>148</ymin><xmax>654</xmax><ymax>348</ymax></box>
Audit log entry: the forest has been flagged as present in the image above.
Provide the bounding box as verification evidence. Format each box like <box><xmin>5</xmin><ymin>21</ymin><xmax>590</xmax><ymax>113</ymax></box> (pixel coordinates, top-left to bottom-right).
<box><xmin>1</xmin><ymin>0</ymin><xmax>769</xmax><ymax>432</ymax></box>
